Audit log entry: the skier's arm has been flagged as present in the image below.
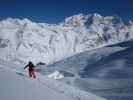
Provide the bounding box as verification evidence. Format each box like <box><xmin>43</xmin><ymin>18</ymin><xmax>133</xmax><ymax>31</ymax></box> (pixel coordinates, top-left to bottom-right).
<box><xmin>24</xmin><ymin>65</ymin><xmax>28</xmax><ymax>69</ymax></box>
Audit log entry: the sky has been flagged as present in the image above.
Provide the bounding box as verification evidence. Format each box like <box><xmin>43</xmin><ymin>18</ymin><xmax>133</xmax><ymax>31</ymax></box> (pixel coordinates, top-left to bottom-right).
<box><xmin>0</xmin><ymin>0</ymin><xmax>133</xmax><ymax>23</ymax></box>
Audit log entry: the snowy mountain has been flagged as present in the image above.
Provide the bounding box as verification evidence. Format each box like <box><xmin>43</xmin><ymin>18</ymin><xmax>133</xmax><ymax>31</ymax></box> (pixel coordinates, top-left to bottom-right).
<box><xmin>43</xmin><ymin>39</ymin><xmax>133</xmax><ymax>100</ymax></box>
<box><xmin>0</xmin><ymin>13</ymin><xmax>133</xmax><ymax>64</ymax></box>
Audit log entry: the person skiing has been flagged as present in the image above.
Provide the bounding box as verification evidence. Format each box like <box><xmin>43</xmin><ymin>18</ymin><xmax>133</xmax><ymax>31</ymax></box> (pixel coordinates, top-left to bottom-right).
<box><xmin>24</xmin><ymin>61</ymin><xmax>36</xmax><ymax>79</ymax></box>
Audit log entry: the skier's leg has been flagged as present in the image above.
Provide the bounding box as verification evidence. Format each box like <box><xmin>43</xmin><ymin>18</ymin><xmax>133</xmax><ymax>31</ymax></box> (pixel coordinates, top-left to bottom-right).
<box><xmin>29</xmin><ymin>71</ymin><xmax>32</xmax><ymax>78</ymax></box>
<box><xmin>32</xmin><ymin>70</ymin><xmax>36</xmax><ymax>79</ymax></box>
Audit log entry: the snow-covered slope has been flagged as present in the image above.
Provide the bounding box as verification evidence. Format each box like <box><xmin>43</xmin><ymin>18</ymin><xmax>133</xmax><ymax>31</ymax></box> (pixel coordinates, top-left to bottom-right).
<box><xmin>0</xmin><ymin>67</ymin><xmax>73</xmax><ymax>100</ymax></box>
<box><xmin>0</xmin><ymin>63</ymin><xmax>106</xmax><ymax>100</ymax></box>
<box><xmin>43</xmin><ymin>39</ymin><xmax>133</xmax><ymax>100</ymax></box>
<box><xmin>0</xmin><ymin>13</ymin><xmax>133</xmax><ymax>64</ymax></box>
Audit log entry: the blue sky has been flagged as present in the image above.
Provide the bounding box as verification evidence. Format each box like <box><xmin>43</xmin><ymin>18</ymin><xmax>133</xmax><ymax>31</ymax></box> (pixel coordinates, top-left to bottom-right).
<box><xmin>0</xmin><ymin>0</ymin><xmax>133</xmax><ymax>23</ymax></box>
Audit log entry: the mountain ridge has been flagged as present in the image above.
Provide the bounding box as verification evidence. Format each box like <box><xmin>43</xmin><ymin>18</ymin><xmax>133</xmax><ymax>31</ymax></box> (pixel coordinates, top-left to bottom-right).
<box><xmin>0</xmin><ymin>13</ymin><xmax>133</xmax><ymax>64</ymax></box>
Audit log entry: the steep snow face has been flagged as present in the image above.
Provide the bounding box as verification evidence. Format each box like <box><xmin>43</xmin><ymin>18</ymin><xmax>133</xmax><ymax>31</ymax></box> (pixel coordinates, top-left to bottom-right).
<box><xmin>0</xmin><ymin>18</ymin><xmax>77</xmax><ymax>64</ymax></box>
<box><xmin>0</xmin><ymin>14</ymin><xmax>133</xmax><ymax>64</ymax></box>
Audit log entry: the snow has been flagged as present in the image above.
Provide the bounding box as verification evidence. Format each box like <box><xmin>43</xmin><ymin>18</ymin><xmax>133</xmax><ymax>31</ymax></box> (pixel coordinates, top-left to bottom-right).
<box><xmin>44</xmin><ymin>39</ymin><xmax>133</xmax><ymax>100</ymax></box>
<box><xmin>0</xmin><ymin>67</ymin><xmax>72</xmax><ymax>100</ymax></box>
<box><xmin>0</xmin><ymin>62</ymin><xmax>106</xmax><ymax>100</ymax></box>
<box><xmin>47</xmin><ymin>70</ymin><xmax>64</xmax><ymax>79</ymax></box>
<box><xmin>0</xmin><ymin>13</ymin><xmax>133</xmax><ymax>100</ymax></box>
<box><xmin>0</xmin><ymin>13</ymin><xmax>133</xmax><ymax>65</ymax></box>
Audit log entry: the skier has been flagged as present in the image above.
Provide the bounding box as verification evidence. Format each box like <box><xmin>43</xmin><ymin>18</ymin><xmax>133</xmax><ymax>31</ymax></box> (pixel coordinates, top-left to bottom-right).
<box><xmin>24</xmin><ymin>61</ymin><xmax>36</xmax><ymax>79</ymax></box>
